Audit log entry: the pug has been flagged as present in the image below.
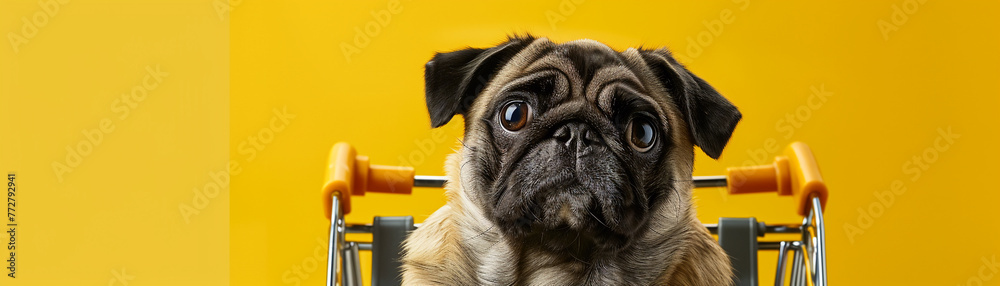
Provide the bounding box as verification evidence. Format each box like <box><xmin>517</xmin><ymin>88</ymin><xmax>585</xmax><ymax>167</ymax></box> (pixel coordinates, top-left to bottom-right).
<box><xmin>402</xmin><ymin>35</ymin><xmax>741</xmax><ymax>286</ymax></box>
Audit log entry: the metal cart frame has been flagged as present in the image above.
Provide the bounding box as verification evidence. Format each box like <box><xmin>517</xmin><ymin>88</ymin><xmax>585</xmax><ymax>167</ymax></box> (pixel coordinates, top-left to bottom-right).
<box><xmin>320</xmin><ymin>142</ymin><xmax>829</xmax><ymax>286</ymax></box>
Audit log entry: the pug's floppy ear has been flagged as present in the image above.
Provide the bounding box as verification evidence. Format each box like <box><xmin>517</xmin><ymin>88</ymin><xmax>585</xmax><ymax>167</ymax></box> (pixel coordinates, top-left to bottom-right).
<box><xmin>424</xmin><ymin>35</ymin><xmax>535</xmax><ymax>128</ymax></box>
<box><xmin>639</xmin><ymin>49</ymin><xmax>741</xmax><ymax>159</ymax></box>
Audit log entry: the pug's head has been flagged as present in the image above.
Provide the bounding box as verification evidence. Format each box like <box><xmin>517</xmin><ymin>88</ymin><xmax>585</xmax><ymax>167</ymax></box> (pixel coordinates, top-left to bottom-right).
<box><xmin>424</xmin><ymin>36</ymin><xmax>740</xmax><ymax>256</ymax></box>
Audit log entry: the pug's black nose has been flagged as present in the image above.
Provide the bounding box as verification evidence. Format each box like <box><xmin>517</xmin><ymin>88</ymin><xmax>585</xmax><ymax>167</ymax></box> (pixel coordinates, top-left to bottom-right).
<box><xmin>553</xmin><ymin>122</ymin><xmax>602</xmax><ymax>154</ymax></box>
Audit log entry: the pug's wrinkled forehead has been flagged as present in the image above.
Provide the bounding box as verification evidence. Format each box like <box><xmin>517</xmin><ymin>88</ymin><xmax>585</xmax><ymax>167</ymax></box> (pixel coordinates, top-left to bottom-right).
<box><xmin>480</xmin><ymin>40</ymin><xmax>656</xmax><ymax>121</ymax></box>
<box><xmin>424</xmin><ymin>35</ymin><xmax>740</xmax><ymax>159</ymax></box>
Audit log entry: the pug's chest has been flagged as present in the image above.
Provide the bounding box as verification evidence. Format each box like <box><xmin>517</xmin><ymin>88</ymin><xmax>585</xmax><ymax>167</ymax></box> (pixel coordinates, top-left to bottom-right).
<box><xmin>470</xmin><ymin>241</ymin><xmax>662</xmax><ymax>286</ymax></box>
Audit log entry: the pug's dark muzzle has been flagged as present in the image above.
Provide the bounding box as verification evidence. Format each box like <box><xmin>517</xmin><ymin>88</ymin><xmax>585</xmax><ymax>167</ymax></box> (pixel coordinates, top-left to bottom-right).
<box><xmin>490</xmin><ymin>120</ymin><xmax>651</xmax><ymax>253</ymax></box>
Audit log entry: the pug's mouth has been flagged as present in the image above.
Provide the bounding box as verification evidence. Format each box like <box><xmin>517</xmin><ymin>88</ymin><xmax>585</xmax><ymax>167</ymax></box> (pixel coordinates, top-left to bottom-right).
<box><xmin>493</xmin><ymin>174</ymin><xmax>640</xmax><ymax>254</ymax></box>
<box><xmin>532</xmin><ymin>180</ymin><xmax>601</xmax><ymax>229</ymax></box>
<box><xmin>527</xmin><ymin>191</ymin><xmax>634</xmax><ymax>255</ymax></box>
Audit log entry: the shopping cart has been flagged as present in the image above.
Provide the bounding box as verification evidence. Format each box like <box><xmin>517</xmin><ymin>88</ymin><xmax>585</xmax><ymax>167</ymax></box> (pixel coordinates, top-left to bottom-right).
<box><xmin>319</xmin><ymin>141</ymin><xmax>829</xmax><ymax>286</ymax></box>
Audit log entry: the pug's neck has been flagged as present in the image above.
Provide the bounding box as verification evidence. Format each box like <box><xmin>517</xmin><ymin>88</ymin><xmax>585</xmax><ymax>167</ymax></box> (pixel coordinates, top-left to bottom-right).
<box><xmin>465</xmin><ymin>205</ymin><xmax>711</xmax><ymax>285</ymax></box>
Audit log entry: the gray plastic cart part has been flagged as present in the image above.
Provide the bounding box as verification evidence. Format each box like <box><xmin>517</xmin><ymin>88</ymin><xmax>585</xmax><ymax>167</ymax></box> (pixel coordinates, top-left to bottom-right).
<box><xmin>371</xmin><ymin>216</ymin><xmax>415</xmax><ymax>286</ymax></box>
<box><xmin>718</xmin><ymin>217</ymin><xmax>760</xmax><ymax>286</ymax></box>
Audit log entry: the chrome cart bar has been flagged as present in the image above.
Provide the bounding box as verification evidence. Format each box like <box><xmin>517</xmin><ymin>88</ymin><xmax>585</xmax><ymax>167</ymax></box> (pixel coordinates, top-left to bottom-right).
<box><xmin>705</xmin><ymin>223</ymin><xmax>802</xmax><ymax>235</ymax></box>
<box><xmin>340</xmin><ymin>230</ymin><xmax>807</xmax><ymax>251</ymax></box>
<box><xmin>693</xmin><ymin>175</ymin><xmax>728</xmax><ymax>188</ymax></box>
<box><xmin>811</xmin><ymin>196</ymin><xmax>827</xmax><ymax>286</ymax></box>
<box><xmin>342</xmin><ymin>242</ymin><xmax>362</xmax><ymax>286</ymax></box>
<box><xmin>326</xmin><ymin>195</ymin><xmax>343</xmax><ymax>286</ymax></box>
<box><xmin>414</xmin><ymin>175</ymin><xmax>447</xmax><ymax>188</ymax></box>
<box><xmin>414</xmin><ymin>175</ymin><xmax>731</xmax><ymax>189</ymax></box>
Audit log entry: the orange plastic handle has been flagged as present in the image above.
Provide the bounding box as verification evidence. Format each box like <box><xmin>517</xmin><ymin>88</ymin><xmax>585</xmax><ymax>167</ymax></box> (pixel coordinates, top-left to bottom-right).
<box><xmin>725</xmin><ymin>142</ymin><xmax>828</xmax><ymax>216</ymax></box>
<box><xmin>321</xmin><ymin>142</ymin><xmax>415</xmax><ymax>219</ymax></box>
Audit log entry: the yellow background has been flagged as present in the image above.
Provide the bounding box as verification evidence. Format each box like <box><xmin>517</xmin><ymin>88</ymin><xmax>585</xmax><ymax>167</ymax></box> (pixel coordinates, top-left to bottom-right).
<box><xmin>3</xmin><ymin>0</ymin><xmax>1000</xmax><ymax>285</ymax></box>
<box><xmin>0</xmin><ymin>0</ymin><xmax>229</xmax><ymax>285</ymax></box>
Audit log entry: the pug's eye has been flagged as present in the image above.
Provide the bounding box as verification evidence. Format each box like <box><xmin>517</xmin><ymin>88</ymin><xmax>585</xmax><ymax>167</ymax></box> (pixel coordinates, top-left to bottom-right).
<box><xmin>499</xmin><ymin>101</ymin><xmax>531</xmax><ymax>131</ymax></box>
<box><xmin>626</xmin><ymin>116</ymin><xmax>656</xmax><ymax>152</ymax></box>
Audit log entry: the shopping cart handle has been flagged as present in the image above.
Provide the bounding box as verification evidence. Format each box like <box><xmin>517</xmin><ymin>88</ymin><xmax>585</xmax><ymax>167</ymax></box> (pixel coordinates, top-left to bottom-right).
<box><xmin>321</xmin><ymin>142</ymin><xmax>828</xmax><ymax>217</ymax></box>
<box><xmin>725</xmin><ymin>142</ymin><xmax>828</xmax><ymax>216</ymax></box>
<box><xmin>322</xmin><ymin>142</ymin><xmax>415</xmax><ymax>218</ymax></box>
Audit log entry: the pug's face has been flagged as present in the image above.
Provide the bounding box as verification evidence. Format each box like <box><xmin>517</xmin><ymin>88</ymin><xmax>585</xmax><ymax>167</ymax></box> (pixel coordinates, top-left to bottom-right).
<box><xmin>424</xmin><ymin>36</ymin><xmax>740</xmax><ymax>255</ymax></box>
